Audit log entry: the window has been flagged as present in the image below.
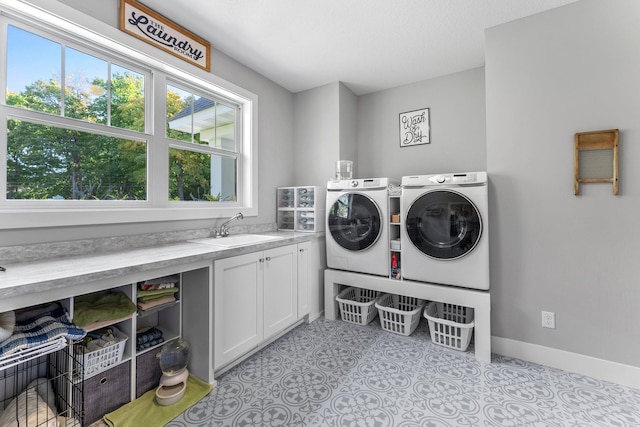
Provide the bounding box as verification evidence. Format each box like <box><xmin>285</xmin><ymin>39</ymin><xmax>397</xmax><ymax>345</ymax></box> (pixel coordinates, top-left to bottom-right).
<box><xmin>7</xmin><ymin>119</ymin><xmax>147</xmax><ymax>200</ymax></box>
<box><xmin>166</xmin><ymin>84</ymin><xmax>239</xmax><ymax>202</ymax></box>
<box><xmin>0</xmin><ymin>6</ymin><xmax>256</xmax><ymax>228</ymax></box>
<box><xmin>5</xmin><ymin>25</ymin><xmax>149</xmax><ymax>202</ymax></box>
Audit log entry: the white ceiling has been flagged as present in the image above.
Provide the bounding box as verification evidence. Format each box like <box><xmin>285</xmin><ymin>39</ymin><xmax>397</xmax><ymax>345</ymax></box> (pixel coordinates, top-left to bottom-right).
<box><xmin>140</xmin><ymin>0</ymin><xmax>579</xmax><ymax>95</ymax></box>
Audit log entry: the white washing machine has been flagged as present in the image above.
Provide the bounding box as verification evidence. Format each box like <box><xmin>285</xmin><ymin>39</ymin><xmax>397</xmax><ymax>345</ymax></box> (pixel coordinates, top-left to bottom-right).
<box><xmin>326</xmin><ymin>177</ymin><xmax>397</xmax><ymax>277</ymax></box>
<box><xmin>401</xmin><ymin>172</ymin><xmax>489</xmax><ymax>290</ymax></box>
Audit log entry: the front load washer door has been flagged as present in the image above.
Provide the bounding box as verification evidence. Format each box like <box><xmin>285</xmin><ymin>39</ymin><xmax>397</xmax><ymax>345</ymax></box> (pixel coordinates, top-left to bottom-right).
<box><xmin>406</xmin><ymin>190</ymin><xmax>482</xmax><ymax>259</ymax></box>
<box><xmin>328</xmin><ymin>193</ymin><xmax>381</xmax><ymax>251</ymax></box>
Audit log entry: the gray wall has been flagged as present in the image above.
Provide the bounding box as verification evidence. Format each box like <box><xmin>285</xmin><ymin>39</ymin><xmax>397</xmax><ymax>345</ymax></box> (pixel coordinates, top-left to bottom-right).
<box><xmin>292</xmin><ymin>82</ymin><xmax>359</xmax><ymax>185</ymax></box>
<box><xmin>293</xmin><ymin>82</ymin><xmax>341</xmax><ymax>186</ymax></box>
<box><xmin>356</xmin><ymin>67</ymin><xmax>486</xmax><ymax>179</ymax></box>
<box><xmin>338</xmin><ymin>83</ymin><xmax>358</xmax><ymax>175</ymax></box>
<box><xmin>1</xmin><ymin>0</ymin><xmax>294</xmax><ymax>246</ymax></box>
<box><xmin>486</xmin><ymin>0</ymin><xmax>640</xmax><ymax>366</ymax></box>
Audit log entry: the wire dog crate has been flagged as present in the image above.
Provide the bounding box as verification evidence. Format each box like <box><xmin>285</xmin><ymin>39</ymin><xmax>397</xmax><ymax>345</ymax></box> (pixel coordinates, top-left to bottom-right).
<box><xmin>0</xmin><ymin>343</ymin><xmax>83</xmax><ymax>426</ymax></box>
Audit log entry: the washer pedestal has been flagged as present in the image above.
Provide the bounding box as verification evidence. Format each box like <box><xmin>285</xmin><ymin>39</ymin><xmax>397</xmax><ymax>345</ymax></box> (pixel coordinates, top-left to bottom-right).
<box><xmin>324</xmin><ymin>268</ymin><xmax>491</xmax><ymax>363</ymax></box>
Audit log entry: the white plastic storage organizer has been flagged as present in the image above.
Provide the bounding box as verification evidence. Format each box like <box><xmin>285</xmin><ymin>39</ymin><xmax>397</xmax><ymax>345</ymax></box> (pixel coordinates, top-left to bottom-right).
<box><xmin>277</xmin><ymin>186</ymin><xmax>325</xmax><ymax>232</ymax></box>
<box><xmin>80</xmin><ymin>327</ymin><xmax>128</xmax><ymax>379</ymax></box>
<box><xmin>336</xmin><ymin>287</ymin><xmax>380</xmax><ymax>325</ymax></box>
<box><xmin>375</xmin><ymin>294</ymin><xmax>425</xmax><ymax>336</ymax></box>
<box><xmin>423</xmin><ymin>302</ymin><xmax>475</xmax><ymax>351</ymax></box>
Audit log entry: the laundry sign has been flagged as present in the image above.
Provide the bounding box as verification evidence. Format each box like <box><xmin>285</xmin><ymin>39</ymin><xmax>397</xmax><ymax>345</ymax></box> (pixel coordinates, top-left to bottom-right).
<box><xmin>399</xmin><ymin>108</ymin><xmax>430</xmax><ymax>147</ymax></box>
<box><xmin>119</xmin><ymin>0</ymin><xmax>211</xmax><ymax>71</ymax></box>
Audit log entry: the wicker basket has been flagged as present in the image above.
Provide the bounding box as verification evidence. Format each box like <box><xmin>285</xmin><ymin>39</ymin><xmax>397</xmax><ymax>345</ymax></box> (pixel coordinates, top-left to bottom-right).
<box><xmin>423</xmin><ymin>302</ymin><xmax>474</xmax><ymax>351</ymax></box>
<box><xmin>81</xmin><ymin>327</ymin><xmax>128</xmax><ymax>378</ymax></box>
<box><xmin>336</xmin><ymin>287</ymin><xmax>380</xmax><ymax>325</ymax></box>
<box><xmin>375</xmin><ymin>294</ymin><xmax>425</xmax><ymax>336</ymax></box>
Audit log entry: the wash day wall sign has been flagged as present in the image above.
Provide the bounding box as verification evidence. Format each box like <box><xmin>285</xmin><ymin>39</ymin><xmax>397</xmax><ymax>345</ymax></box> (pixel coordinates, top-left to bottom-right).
<box><xmin>120</xmin><ymin>0</ymin><xmax>211</xmax><ymax>71</ymax></box>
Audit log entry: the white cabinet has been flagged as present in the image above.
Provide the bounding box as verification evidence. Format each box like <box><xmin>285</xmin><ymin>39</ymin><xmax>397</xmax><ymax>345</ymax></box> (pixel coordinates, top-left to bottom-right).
<box><xmin>214</xmin><ymin>244</ymin><xmax>298</xmax><ymax>371</ymax></box>
<box><xmin>277</xmin><ymin>186</ymin><xmax>325</xmax><ymax>232</ymax></box>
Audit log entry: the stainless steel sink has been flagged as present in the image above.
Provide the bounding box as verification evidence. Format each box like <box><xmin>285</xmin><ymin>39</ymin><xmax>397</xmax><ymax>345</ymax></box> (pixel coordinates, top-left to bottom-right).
<box><xmin>189</xmin><ymin>234</ymin><xmax>283</xmax><ymax>248</ymax></box>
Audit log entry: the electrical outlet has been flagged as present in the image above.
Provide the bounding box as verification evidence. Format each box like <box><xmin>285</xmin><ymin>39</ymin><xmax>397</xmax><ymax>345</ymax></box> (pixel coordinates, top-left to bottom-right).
<box><xmin>541</xmin><ymin>311</ymin><xmax>555</xmax><ymax>329</ymax></box>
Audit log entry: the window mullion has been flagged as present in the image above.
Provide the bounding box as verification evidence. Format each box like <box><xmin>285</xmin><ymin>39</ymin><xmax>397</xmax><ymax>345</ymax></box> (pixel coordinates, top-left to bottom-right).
<box><xmin>149</xmin><ymin>73</ymin><xmax>168</xmax><ymax>207</ymax></box>
<box><xmin>60</xmin><ymin>40</ymin><xmax>66</xmax><ymax>117</ymax></box>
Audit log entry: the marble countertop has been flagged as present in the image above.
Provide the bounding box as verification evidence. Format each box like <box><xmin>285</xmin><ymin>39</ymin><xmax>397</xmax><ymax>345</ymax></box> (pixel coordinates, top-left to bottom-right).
<box><xmin>0</xmin><ymin>232</ymin><xmax>318</xmax><ymax>303</ymax></box>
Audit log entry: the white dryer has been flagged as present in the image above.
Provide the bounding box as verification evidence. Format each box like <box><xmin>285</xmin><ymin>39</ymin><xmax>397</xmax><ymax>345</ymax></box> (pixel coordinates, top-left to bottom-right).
<box><xmin>401</xmin><ymin>172</ymin><xmax>489</xmax><ymax>290</ymax></box>
<box><xmin>326</xmin><ymin>177</ymin><xmax>397</xmax><ymax>277</ymax></box>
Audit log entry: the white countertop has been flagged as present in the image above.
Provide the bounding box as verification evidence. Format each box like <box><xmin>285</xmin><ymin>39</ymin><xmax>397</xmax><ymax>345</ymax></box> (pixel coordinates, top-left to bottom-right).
<box><xmin>0</xmin><ymin>232</ymin><xmax>318</xmax><ymax>304</ymax></box>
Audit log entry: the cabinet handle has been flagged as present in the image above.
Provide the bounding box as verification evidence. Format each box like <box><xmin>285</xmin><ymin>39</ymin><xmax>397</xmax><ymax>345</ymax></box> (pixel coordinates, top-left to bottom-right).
<box><xmin>265</xmin><ymin>257</ymin><xmax>271</xmax><ymax>261</ymax></box>
<box><xmin>259</xmin><ymin>258</ymin><xmax>264</xmax><ymax>262</ymax></box>
<box><xmin>299</xmin><ymin>249</ymin><xmax>304</xmax><ymax>252</ymax></box>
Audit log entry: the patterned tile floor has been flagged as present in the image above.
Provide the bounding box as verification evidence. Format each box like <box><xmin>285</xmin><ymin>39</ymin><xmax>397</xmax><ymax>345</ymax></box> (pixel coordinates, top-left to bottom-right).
<box><xmin>167</xmin><ymin>318</ymin><xmax>640</xmax><ymax>427</ymax></box>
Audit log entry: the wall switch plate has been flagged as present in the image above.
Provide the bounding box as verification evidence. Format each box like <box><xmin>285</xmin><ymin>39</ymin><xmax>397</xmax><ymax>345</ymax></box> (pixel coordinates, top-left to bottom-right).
<box><xmin>542</xmin><ymin>311</ymin><xmax>556</xmax><ymax>329</ymax></box>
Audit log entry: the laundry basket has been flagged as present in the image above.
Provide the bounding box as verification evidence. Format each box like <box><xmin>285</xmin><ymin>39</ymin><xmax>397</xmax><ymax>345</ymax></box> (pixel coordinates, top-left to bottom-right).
<box><xmin>423</xmin><ymin>302</ymin><xmax>474</xmax><ymax>351</ymax></box>
<box><xmin>336</xmin><ymin>287</ymin><xmax>380</xmax><ymax>325</ymax></box>
<box><xmin>375</xmin><ymin>294</ymin><xmax>425</xmax><ymax>336</ymax></box>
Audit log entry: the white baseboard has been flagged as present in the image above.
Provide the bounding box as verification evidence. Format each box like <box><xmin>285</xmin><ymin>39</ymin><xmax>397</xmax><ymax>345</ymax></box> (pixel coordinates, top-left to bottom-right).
<box><xmin>492</xmin><ymin>336</ymin><xmax>640</xmax><ymax>389</ymax></box>
<box><xmin>308</xmin><ymin>310</ymin><xmax>324</xmax><ymax>323</ymax></box>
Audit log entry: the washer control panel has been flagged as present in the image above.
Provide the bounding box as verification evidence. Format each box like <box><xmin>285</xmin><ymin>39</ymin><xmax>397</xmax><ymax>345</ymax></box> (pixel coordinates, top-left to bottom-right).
<box><xmin>328</xmin><ymin>177</ymin><xmax>398</xmax><ymax>190</ymax></box>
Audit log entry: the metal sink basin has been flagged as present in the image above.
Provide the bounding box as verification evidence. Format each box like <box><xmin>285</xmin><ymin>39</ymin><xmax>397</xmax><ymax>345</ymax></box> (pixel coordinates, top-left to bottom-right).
<box><xmin>189</xmin><ymin>234</ymin><xmax>283</xmax><ymax>248</ymax></box>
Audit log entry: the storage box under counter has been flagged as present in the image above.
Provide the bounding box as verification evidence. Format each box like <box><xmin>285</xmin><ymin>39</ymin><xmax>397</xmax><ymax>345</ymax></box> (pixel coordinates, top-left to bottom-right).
<box><xmin>83</xmin><ymin>361</ymin><xmax>131</xmax><ymax>425</ymax></box>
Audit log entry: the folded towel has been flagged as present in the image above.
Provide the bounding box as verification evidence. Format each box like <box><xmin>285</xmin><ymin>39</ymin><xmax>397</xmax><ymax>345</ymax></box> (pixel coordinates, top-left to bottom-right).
<box><xmin>139</xmin><ymin>275</ymin><xmax>179</xmax><ymax>291</ymax></box>
<box><xmin>137</xmin><ymin>295</ymin><xmax>176</xmax><ymax>312</ymax></box>
<box><xmin>137</xmin><ymin>288</ymin><xmax>179</xmax><ymax>304</ymax></box>
<box><xmin>74</xmin><ymin>291</ymin><xmax>137</xmax><ymax>328</ymax></box>
<box><xmin>136</xmin><ymin>327</ymin><xmax>164</xmax><ymax>351</ymax></box>
<box><xmin>388</xmin><ymin>183</ymin><xmax>402</xmax><ymax>196</ymax></box>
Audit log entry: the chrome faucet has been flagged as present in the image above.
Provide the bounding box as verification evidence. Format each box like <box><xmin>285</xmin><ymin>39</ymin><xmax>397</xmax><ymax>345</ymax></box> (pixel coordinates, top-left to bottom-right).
<box><xmin>214</xmin><ymin>212</ymin><xmax>244</xmax><ymax>237</ymax></box>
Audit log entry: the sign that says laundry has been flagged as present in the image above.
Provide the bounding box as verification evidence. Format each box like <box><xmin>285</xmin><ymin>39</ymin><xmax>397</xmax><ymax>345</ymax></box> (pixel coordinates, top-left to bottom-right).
<box><xmin>120</xmin><ymin>0</ymin><xmax>211</xmax><ymax>71</ymax></box>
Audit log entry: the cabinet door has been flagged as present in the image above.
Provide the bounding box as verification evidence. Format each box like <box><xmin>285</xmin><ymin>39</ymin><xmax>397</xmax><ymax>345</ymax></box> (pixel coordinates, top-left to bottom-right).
<box><xmin>263</xmin><ymin>245</ymin><xmax>298</xmax><ymax>340</ymax></box>
<box><xmin>297</xmin><ymin>242</ymin><xmax>310</xmax><ymax>319</ymax></box>
<box><xmin>214</xmin><ymin>252</ymin><xmax>264</xmax><ymax>370</ymax></box>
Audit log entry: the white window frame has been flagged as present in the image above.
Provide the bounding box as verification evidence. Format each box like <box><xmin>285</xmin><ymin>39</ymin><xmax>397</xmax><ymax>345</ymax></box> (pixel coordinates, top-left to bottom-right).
<box><xmin>0</xmin><ymin>0</ymin><xmax>257</xmax><ymax>229</ymax></box>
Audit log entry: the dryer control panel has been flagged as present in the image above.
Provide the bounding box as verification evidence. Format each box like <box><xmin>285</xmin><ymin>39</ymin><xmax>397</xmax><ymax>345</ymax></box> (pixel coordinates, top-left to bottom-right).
<box><xmin>402</xmin><ymin>171</ymin><xmax>487</xmax><ymax>187</ymax></box>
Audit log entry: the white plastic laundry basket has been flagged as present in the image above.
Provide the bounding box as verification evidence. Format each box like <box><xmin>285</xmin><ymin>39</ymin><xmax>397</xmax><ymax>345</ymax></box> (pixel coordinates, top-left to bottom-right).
<box><xmin>375</xmin><ymin>294</ymin><xmax>425</xmax><ymax>336</ymax></box>
<box><xmin>423</xmin><ymin>302</ymin><xmax>474</xmax><ymax>351</ymax></box>
<box><xmin>336</xmin><ymin>287</ymin><xmax>380</xmax><ymax>325</ymax></box>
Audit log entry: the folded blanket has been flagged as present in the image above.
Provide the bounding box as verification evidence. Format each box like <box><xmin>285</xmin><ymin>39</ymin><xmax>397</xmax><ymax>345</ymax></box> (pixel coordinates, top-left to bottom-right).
<box><xmin>74</xmin><ymin>291</ymin><xmax>137</xmax><ymax>328</ymax></box>
<box><xmin>0</xmin><ymin>307</ymin><xmax>85</xmax><ymax>357</ymax></box>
